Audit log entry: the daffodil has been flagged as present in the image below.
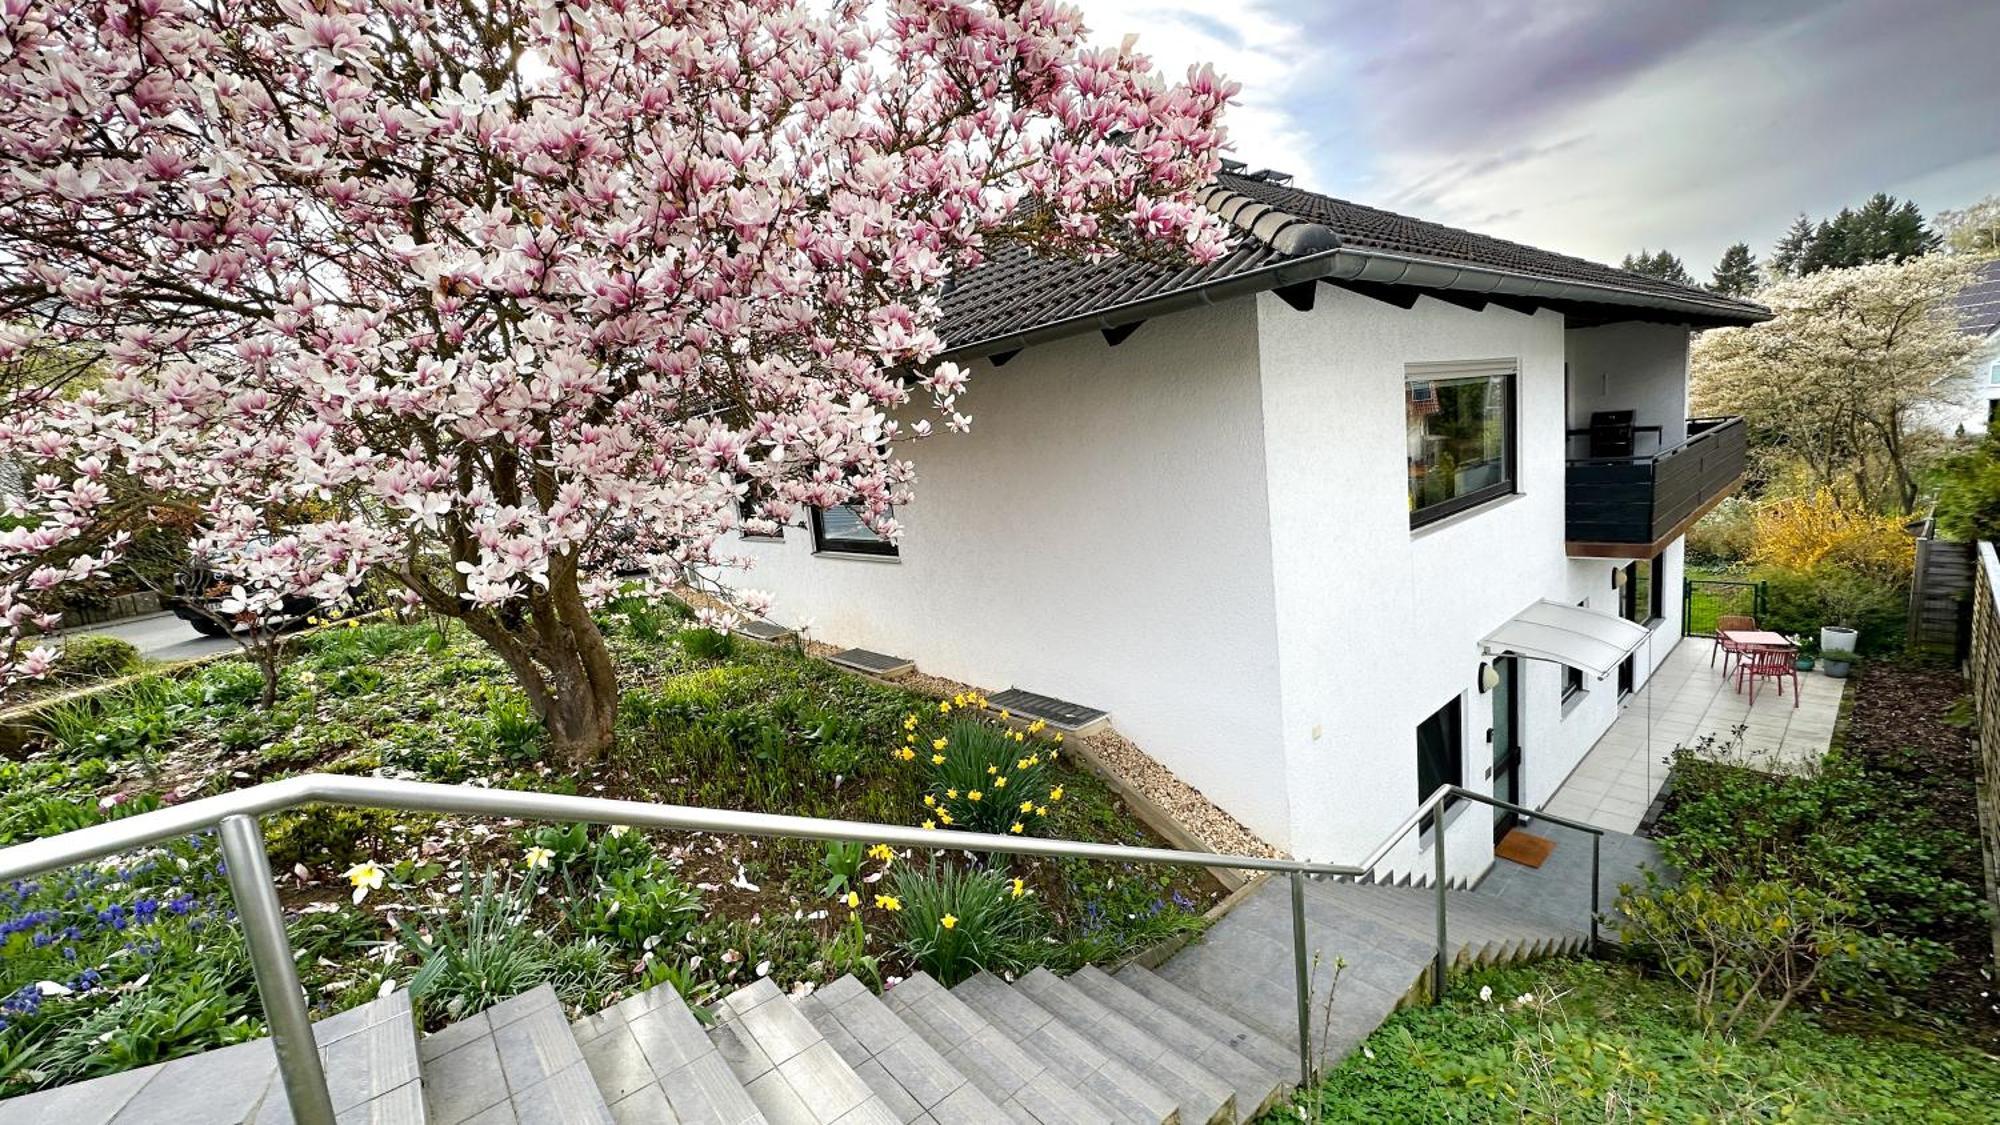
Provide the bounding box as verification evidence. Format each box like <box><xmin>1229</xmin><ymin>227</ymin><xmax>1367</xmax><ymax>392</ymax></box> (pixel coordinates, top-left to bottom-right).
<box><xmin>523</xmin><ymin>846</ymin><xmax>555</xmax><ymax>870</ymax></box>
<box><xmin>344</xmin><ymin>861</ymin><xmax>384</xmax><ymax>905</ymax></box>
<box><xmin>1035</xmin><ymin>805</ymin><xmax>1048</xmax><ymax>817</ymax></box>
<box><xmin>941</xmin><ymin>914</ymin><xmax>958</xmax><ymax>930</ymax></box>
<box><xmin>1020</xmin><ymin>799</ymin><xmax>1035</xmax><ymax>812</ymax></box>
<box><xmin>938</xmin><ymin>700</ymin><xmax>951</xmax><ymax>714</ymax></box>
<box><xmin>967</xmin><ymin>790</ymin><xmax>982</xmax><ymax>802</ymax></box>
<box><xmin>844</xmin><ymin>891</ymin><xmax>860</xmax><ymax>909</ymax></box>
<box><xmin>1028</xmin><ymin>719</ymin><xmax>1046</xmax><ymax>734</ymax></box>
<box><xmin>1049</xmin><ymin>786</ymin><xmax>1063</xmax><ymax>802</ymax></box>
<box><xmin>922</xmin><ymin>818</ymin><xmax>937</xmax><ymax>830</ymax></box>
<box><xmin>1009</xmin><ymin>822</ymin><xmax>1023</xmax><ymax>834</ymax></box>
<box><xmin>986</xmin><ymin>764</ymin><xmax>998</xmax><ymax>775</ymax></box>
<box><xmin>897</xmin><ymin>747</ymin><xmax>916</xmax><ymax>761</ymax></box>
<box><xmin>998</xmin><ymin>709</ymin><xmax>1010</xmax><ymax>720</ymax></box>
<box><xmin>1012</xmin><ymin>731</ymin><xmax>1025</xmax><ymax>743</ymax></box>
<box><xmin>931</xmin><ymin>753</ymin><xmax>945</xmax><ymax>765</ymax></box>
<box><xmin>1053</xmin><ymin>733</ymin><xmax>1063</xmax><ymax>744</ymax></box>
<box><xmin>923</xmin><ymin>794</ymin><xmax>937</xmax><ymax>807</ymax></box>
<box><xmin>932</xmin><ymin>737</ymin><xmax>948</xmax><ymax>751</ymax></box>
<box><xmin>875</xmin><ymin>894</ymin><xmax>901</xmax><ymax>911</ymax></box>
<box><xmin>993</xmin><ymin>776</ymin><xmax>1006</xmax><ymax>789</ymax></box>
<box><xmin>867</xmin><ymin>844</ymin><xmax>895</xmax><ymax>863</ymax></box>
<box><xmin>903</xmin><ymin>714</ymin><xmax>918</xmax><ymax>731</ymax></box>
<box><xmin>938</xmin><ymin>811</ymin><xmax>954</xmax><ymax>825</ymax></box>
<box><xmin>946</xmin><ymin>788</ymin><xmax>958</xmax><ymax>799</ymax></box>
<box><xmin>1010</xmin><ymin>878</ymin><xmax>1028</xmax><ymax>898</ymax></box>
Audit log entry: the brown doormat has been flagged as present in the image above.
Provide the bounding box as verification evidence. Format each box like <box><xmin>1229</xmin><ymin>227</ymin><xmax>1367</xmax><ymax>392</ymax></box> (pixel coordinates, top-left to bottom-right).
<box><xmin>1496</xmin><ymin>829</ymin><xmax>1556</xmax><ymax>868</ymax></box>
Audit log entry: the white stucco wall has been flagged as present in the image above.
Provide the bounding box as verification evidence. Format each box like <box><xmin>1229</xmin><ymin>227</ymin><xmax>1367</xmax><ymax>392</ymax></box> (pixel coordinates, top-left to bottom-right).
<box><xmin>1564</xmin><ymin>322</ymin><xmax>1695</xmax><ymax>449</ymax></box>
<box><xmin>720</xmin><ymin>302</ymin><xmax>1298</xmax><ymax>847</ymax></box>
<box><xmin>1252</xmin><ymin>289</ymin><xmax>1684</xmax><ymax>871</ymax></box>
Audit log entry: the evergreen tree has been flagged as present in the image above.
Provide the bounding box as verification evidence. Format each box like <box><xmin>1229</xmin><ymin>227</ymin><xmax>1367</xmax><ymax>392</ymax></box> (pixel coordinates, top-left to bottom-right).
<box><xmin>1771</xmin><ymin>215</ymin><xmax>1816</xmax><ymax>277</ymax></box>
<box><xmin>1620</xmin><ymin>248</ymin><xmax>1697</xmax><ymax>287</ymax></box>
<box><xmin>1710</xmin><ymin>243</ymin><xmax>1760</xmax><ymax>297</ymax></box>
<box><xmin>1788</xmin><ymin>194</ymin><xmax>1940</xmax><ymax>275</ymax></box>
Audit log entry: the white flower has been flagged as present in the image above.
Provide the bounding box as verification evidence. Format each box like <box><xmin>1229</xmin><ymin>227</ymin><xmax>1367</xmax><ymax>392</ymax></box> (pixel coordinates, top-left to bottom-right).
<box><xmin>345</xmin><ymin>861</ymin><xmax>385</xmax><ymax>905</ymax></box>
<box><xmin>523</xmin><ymin>846</ymin><xmax>555</xmax><ymax>870</ymax></box>
<box><xmin>1478</xmin><ymin>985</ymin><xmax>1493</xmax><ymax>1003</ymax></box>
<box><xmin>1362</xmin><ymin>1046</ymin><xmax>1375</xmax><ymax>1060</ymax></box>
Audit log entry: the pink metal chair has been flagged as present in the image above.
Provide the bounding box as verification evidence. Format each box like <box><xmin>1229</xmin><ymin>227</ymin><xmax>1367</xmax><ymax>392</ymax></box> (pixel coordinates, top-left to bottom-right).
<box><xmin>1711</xmin><ymin>614</ymin><xmax>1758</xmax><ymax>677</ymax></box>
<box><xmin>1736</xmin><ymin>645</ymin><xmax>1799</xmax><ymax>707</ymax></box>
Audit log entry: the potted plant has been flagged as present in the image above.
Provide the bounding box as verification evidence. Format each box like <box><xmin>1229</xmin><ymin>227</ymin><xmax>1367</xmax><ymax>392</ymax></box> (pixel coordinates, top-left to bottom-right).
<box><xmin>1817</xmin><ymin>570</ymin><xmax>1868</xmax><ymax>656</ymax></box>
<box><xmin>1820</xmin><ymin>649</ymin><xmax>1858</xmax><ymax>678</ymax></box>
<box><xmin>1795</xmin><ymin>651</ymin><xmax>1816</xmax><ymax>672</ymax></box>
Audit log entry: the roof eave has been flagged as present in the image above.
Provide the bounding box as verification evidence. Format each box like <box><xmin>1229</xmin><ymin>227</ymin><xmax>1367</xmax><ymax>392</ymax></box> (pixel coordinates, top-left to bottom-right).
<box><xmin>940</xmin><ymin>245</ymin><xmax>1770</xmax><ymax>363</ymax></box>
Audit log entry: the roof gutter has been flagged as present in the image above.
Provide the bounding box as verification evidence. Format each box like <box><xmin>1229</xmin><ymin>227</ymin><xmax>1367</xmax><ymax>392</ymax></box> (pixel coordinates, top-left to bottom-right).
<box><xmin>941</xmin><ymin>242</ymin><xmax>1771</xmax><ymax>364</ymax></box>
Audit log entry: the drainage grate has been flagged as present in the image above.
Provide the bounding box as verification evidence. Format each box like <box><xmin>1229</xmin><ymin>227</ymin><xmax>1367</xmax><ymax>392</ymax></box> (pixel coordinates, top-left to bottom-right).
<box><xmin>733</xmin><ymin>619</ymin><xmax>794</xmax><ymax>643</ymax></box>
<box><xmin>826</xmin><ymin>648</ymin><xmax>915</xmax><ymax>677</ymax></box>
<box><xmin>986</xmin><ymin>688</ymin><xmax>1109</xmax><ymax>732</ymax></box>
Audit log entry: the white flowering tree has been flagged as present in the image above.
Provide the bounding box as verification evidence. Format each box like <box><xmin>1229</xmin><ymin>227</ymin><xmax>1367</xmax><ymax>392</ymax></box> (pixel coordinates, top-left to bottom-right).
<box><xmin>0</xmin><ymin>0</ymin><xmax>1234</xmax><ymax>759</ymax></box>
<box><xmin>1692</xmin><ymin>255</ymin><xmax>1983</xmax><ymax>515</ymax></box>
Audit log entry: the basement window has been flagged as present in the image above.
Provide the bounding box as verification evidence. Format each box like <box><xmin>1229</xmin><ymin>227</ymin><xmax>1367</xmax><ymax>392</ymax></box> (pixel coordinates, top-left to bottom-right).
<box><xmin>811</xmin><ymin>504</ymin><xmax>899</xmax><ymax>559</ymax></box>
<box><xmin>1416</xmin><ymin>696</ymin><xmax>1463</xmax><ymax>804</ymax></box>
<box><xmin>1407</xmin><ymin>359</ymin><xmax>1517</xmax><ymax>528</ymax></box>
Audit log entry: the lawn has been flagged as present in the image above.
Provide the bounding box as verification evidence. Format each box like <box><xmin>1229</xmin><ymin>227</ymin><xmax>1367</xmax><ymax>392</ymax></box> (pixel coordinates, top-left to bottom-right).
<box><xmin>1280</xmin><ymin>958</ymin><xmax>2000</xmax><ymax>1123</ymax></box>
<box><xmin>0</xmin><ymin>602</ymin><xmax>1217</xmax><ymax>1097</ymax></box>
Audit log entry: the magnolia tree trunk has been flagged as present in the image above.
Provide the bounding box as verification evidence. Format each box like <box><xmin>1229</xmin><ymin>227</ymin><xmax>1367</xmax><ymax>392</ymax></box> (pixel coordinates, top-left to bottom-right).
<box><xmin>402</xmin><ymin>555</ymin><xmax>621</xmax><ymax>765</ymax></box>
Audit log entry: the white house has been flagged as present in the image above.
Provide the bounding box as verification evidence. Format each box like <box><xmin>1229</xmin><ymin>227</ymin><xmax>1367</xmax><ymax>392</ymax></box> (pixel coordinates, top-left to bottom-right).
<box><xmin>1949</xmin><ymin>259</ymin><xmax>2000</xmax><ymax>435</ymax></box>
<box><xmin>724</xmin><ymin>166</ymin><xmax>1765</xmax><ymax>876</ymax></box>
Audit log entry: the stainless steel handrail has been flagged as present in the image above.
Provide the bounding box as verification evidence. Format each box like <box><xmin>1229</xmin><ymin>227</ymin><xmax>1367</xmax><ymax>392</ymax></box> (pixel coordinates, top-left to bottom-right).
<box><xmin>0</xmin><ymin>774</ymin><xmax>1610</xmax><ymax>1121</ymax></box>
<box><xmin>1351</xmin><ymin>784</ymin><xmax>1605</xmax><ymax>1002</ymax></box>
<box><xmin>0</xmin><ymin>774</ymin><xmax>1364</xmax><ymax>1121</ymax></box>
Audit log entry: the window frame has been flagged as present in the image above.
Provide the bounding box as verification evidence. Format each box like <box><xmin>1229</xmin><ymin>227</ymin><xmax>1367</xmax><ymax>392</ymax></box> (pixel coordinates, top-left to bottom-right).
<box><xmin>1406</xmin><ymin>360</ymin><xmax>1519</xmax><ymax>529</ymax></box>
<box><xmin>810</xmin><ymin>504</ymin><xmax>900</xmax><ymax>559</ymax></box>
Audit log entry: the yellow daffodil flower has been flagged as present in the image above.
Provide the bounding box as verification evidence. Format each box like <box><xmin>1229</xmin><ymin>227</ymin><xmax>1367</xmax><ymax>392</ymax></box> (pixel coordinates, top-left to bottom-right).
<box><xmin>932</xmin><ymin>737</ymin><xmax>948</xmax><ymax>751</ymax></box>
<box><xmin>1020</xmin><ymin>799</ymin><xmax>1034</xmax><ymax>812</ymax></box>
<box><xmin>941</xmin><ymin>914</ymin><xmax>958</xmax><ymax>930</ymax></box>
<box><xmin>344</xmin><ymin>861</ymin><xmax>384</xmax><ymax>905</ymax></box>
<box><xmin>1049</xmin><ymin>786</ymin><xmax>1064</xmax><ymax>801</ymax></box>
<box><xmin>938</xmin><ymin>701</ymin><xmax>951</xmax><ymax>714</ymax></box>
<box><xmin>931</xmin><ymin>753</ymin><xmax>945</xmax><ymax>765</ymax></box>
<box><xmin>994</xmin><ymin>776</ymin><xmax>1007</xmax><ymax>788</ymax></box>
<box><xmin>946</xmin><ymin>788</ymin><xmax>958</xmax><ymax>799</ymax></box>
<box><xmin>875</xmin><ymin>895</ymin><xmax>901</xmax><ymax>911</ymax></box>
<box><xmin>967</xmin><ymin>790</ymin><xmax>982</xmax><ymax>802</ymax></box>
<box><xmin>904</xmin><ymin>714</ymin><xmax>918</xmax><ymax>730</ymax></box>
<box><xmin>1012</xmin><ymin>732</ymin><xmax>1025</xmax><ymax>743</ymax></box>
<box><xmin>867</xmin><ymin>844</ymin><xmax>895</xmax><ymax>863</ymax></box>
<box><xmin>1009</xmin><ymin>822</ymin><xmax>1023</xmax><ymax>834</ymax></box>
<box><xmin>844</xmin><ymin>890</ymin><xmax>861</xmax><ymax>909</ymax></box>
<box><xmin>1035</xmin><ymin>805</ymin><xmax>1048</xmax><ymax>817</ymax></box>
<box><xmin>1028</xmin><ymin>719</ymin><xmax>1046</xmax><ymax>733</ymax></box>
<box><xmin>938</xmin><ymin>811</ymin><xmax>953</xmax><ymax>825</ymax></box>
<box><xmin>986</xmin><ymin>764</ymin><xmax>998</xmax><ymax>775</ymax></box>
<box><xmin>923</xmin><ymin>794</ymin><xmax>937</xmax><ymax>807</ymax></box>
<box><xmin>922</xmin><ymin>818</ymin><xmax>937</xmax><ymax>830</ymax></box>
<box><xmin>1010</xmin><ymin>878</ymin><xmax>1028</xmax><ymax>898</ymax></box>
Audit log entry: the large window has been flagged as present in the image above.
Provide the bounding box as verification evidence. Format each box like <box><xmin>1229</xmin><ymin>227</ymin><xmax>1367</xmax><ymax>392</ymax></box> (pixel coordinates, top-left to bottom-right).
<box><xmin>811</xmin><ymin>504</ymin><xmax>898</xmax><ymax>558</ymax></box>
<box><xmin>1416</xmin><ymin>696</ymin><xmax>1463</xmax><ymax>804</ymax></box>
<box><xmin>1407</xmin><ymin>360</ymin><xmax>1516</xmax><ymax>527</ymax></box>
<box><xmin>1622</xmin><ymin>554</ymin><xmax>1664</xmax><ymax>625</ymax></box>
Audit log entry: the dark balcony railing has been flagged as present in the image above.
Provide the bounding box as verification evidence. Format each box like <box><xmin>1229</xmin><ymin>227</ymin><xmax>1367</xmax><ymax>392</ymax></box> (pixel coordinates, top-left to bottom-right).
<box><xmin>1566</xmin><ymin>416</ymin><xmax>1747</xmax><ymax>556</ymax></box>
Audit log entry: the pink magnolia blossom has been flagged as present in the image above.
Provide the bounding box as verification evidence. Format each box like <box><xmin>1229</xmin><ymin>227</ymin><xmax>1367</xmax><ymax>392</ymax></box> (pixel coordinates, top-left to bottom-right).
<box><xmin>0</xmin><ymin>0</ymin><xmax>1233</xmax><ymax>750</ymax></box>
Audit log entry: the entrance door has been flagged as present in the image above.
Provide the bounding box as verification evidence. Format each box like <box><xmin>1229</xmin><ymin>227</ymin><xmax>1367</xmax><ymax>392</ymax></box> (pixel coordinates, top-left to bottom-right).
<box><xmin>1491</xmin><ymin>656</ymin><xmax>1521</xmax><ymax>841</ymax></box>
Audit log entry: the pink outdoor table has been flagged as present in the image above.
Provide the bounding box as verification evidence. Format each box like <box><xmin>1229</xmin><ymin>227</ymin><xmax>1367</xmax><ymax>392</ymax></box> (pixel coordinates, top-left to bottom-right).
<box><xmin>1720</xmin><ymin>629</ymin><xmax>1791</xmax><ymax>649</ymax></box>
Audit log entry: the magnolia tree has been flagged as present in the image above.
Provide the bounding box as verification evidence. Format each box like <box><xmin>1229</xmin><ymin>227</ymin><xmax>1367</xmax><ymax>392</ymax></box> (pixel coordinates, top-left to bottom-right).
<box><xmin>1692</xmin><ymin>255</ymin><xmax>1982</xmax><ymax>515</ymax></box>
<box><xmin>0</xmin><ymin>0</ymin><xmax>1234</xmax><ymax>760</ymax></box>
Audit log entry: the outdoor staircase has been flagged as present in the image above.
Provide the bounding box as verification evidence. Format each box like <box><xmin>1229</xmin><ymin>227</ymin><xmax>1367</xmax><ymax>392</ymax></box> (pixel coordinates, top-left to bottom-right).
<box><xmin>0</xmin><ymin>876</ymin><xmax>1591</xmax><ymax>1125</ymax></box>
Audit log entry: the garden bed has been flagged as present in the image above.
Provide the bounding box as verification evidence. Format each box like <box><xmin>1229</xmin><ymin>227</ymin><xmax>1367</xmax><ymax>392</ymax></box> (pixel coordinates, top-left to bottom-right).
<box><xmin>0</xmin><ymin>604</ymin><xmax>1219</xmax><ymax>1097</ymax></box>
<box><xmin>1643</xmin><ymin>658</ymin><xmax>1996</xmax><ymax>1044</ymax></box>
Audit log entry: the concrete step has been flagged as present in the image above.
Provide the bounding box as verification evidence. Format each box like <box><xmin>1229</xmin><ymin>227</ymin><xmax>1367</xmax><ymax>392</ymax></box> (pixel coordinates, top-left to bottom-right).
<box><xmin>1110</xmin><ymin>964</ymin><xmax>1294</xmax><ymax>1079</ymax></box>
<box><xmin>883</xmin><ymin>971</ymin><xmax>1118</xmax><ymax>1125</ymax></box>
<box><xmin>570</xmin><ymin>979</ymin><xmax>767</xmax><ymax>1124</ymax></box>
<box><xmin>948</xmin><ymin>972</ymin><xmax>1179</xmax><ymax>1125</ymax></box>
<box><xmin>421</xmin><ymin>984</ymin><xmax>610</xmax><ymax>1125</ymax></box>
<box><xmin>0</xmin><ymin>990</ymin><xmax>425</xmax><ymax>1125</ymax></box>
<box><xmin>795</xmin><ymin>976</ymin><xmax>1006</xmax><ymax>1124</ymax></box>
<box><xmin>1013</xmin><ymin>968</ymin><xmax>1236</xmax><ymax>1124</ymax></box>
<box><xmin>709</xmin><ymin>978</ymin><xmax>899</xmax><ymax>1125</ymax></box>
<box><xmin>1065</xmin><ymin>966</ymin><xmax>1288</xmax><ymax>1120</ymax></box>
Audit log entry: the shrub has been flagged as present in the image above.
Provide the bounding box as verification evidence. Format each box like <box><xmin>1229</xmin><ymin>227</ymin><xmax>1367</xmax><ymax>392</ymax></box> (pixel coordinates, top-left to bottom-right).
<box><xmin>1749</xmin><ymin>487</ymin><xmax>1912</xmax><ymax>580</ymax></box>
<box><xmin>1617</xmin><ymin>874</ymin><xmax>1938</xmax><ymax>1038</ymax></box>
<box><xmin>1755</xmin><ymin>562</ymin><xmax>1906</xmax><ymax>654</ymax></box>
<box><xmin>1685</xmin><ymin>495</ymin><xmax>1759</xmax><ymax>566</ymax></box>
<box><xmin>889</xmin><ymin>863</ymin><xmax>1032</xmax><ymax>985</ymax></box>
<box><xmin>910</xmin><ymin>713</ymin><xmax>1061</xmax><ymax>837</ymax></box>
<box><xmin>55</xmin><ymin>636</ymin><xmax>140</xmax><ymax>683</ymax></box>
<box><xmin>199</xmin><ymin>661</ymin><xmax>267</xmax><ymax>707</ymax></box>
<box><xmin>1934</xmin><ymin>431</ymin><xmax>2000</xmax><ymax>541</ymax></box>
<box><xmin>676</xmin><ymin>626</ymin><xmax>734</xmax><ymax>660</ymax></box>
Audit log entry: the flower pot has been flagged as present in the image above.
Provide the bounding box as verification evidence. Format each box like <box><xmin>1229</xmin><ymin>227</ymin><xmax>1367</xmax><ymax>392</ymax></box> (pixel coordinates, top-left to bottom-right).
<box><xmin>1820</xmin><ymin>625</ymin><xmax>1858</xmax><ymax>654</ymax></box>
<box><xmin>1795</xmin><ymin>655</ymin><xmax>1815</xmax><ymax>671</ymax></box>
<box><xmin>1821</xmin><ymin>659</ymin><xmax>1851</xmax><ymax>678</ymax></box>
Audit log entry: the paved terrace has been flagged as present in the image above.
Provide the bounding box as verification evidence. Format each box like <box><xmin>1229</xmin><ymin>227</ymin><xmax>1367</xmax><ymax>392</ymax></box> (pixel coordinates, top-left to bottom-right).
<box><xmin>1543</xmin><ymin>637</ymin><xmax>1845</xmax><ymax>833</ymax></box>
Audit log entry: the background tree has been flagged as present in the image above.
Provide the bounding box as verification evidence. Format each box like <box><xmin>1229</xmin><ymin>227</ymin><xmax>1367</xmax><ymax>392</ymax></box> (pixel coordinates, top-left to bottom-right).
<box><xmin>1692</xmin><ymin>256</ymin><xmax>1981</xmax><ymax>515</ymax></box>
<box><xmin>1771</xmin><ymin>215</ymin><xmax>1816</xmax><ymax>277</ymax></box>
<box><xmin>1711</xmin><ymin>243</ymin><xmax>1761</xmax><ymax>297</ymax></box>
<box><xmin>1789</xmin><ymin>194</ymin><xmax>1940</xmax><ymax>275</ymax></box>
<box><xmin>1936</xmin><ymin>194</ymin><xmax>2000</xmax><ymax>259</ymax></box>
<box><xmin>0</xmin><ymin>0</ymin><xmax>1233</xmax><ymax>760</ymax></box>
<box><xmin>1620</xmin><ymin>249</ymin><xmax>1697</xmax><ymax>287</ymax></box>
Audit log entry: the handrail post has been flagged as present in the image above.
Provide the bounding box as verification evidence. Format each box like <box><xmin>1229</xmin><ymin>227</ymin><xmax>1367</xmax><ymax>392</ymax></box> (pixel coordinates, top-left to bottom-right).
<box><xmin>1289</xmin><ymin>870</ymin><xmax>1312</xmax><ymax>1087</ymax></box>
<box><xmin>1431</xmin><ymin>811</ymin><xmax>1448</xmax><ymax>1004</ymax></box>
<box><xmin>1589</xmin><ymin>832</ymin><xmax>1601</xmax><ymax>954</ymax></box>
<box><xmin>220</xmin><ymin>814</ymin><xmax>335</xmax><ymax>1125</ymax></box>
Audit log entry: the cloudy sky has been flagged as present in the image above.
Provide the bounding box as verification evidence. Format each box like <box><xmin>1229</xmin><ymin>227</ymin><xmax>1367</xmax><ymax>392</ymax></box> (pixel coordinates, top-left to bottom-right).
<box><xmin>1075</xmin><ymin>0</ymin><xmax>2000</xmax><ymax>279</ymax></box>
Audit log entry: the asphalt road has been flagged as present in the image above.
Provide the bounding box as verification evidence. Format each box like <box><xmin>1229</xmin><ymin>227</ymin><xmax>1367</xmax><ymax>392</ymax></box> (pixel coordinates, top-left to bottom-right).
<box><xmin>65</xmin><ymin>611</ymin><xmax>240</xmax><ymax>663</ymax></box>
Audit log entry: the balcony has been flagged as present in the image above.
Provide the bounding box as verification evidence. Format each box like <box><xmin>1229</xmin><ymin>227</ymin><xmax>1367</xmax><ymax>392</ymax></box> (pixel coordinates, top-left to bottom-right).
<box><xmin>1565</xmin><ymin>416</ymin><xmax>1747</xmax><ymax>558</ymax></box>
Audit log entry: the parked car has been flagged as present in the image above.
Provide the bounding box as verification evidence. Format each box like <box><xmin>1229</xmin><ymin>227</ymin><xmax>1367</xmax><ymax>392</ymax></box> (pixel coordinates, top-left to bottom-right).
<box><xmin>162</xmin><ymin>559</ymin><xmax>324</xmax><ymax>638</ymax></box>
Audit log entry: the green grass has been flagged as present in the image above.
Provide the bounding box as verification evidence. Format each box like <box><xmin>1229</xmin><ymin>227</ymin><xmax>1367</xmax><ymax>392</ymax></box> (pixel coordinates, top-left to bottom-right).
<box><xmin>1275</xmin><ymin>959</ymin><xmax>2000</xmax><ymax>1123</ymax></box>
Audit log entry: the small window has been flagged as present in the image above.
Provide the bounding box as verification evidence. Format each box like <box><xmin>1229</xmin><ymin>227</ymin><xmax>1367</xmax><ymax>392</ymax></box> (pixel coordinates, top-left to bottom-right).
<box><xmin>811</xmin><ymin>504</ymin><xmax>898</xmax><ymax>558</ymax></box>
<box><xmin>1407</xmin><ymin>360</ymin><xmax>1517</xmax><ymax>527</ymax></box>
<box><xmin>1988</xmin><ymin>358</ymin><xmax>2000</xmax><ymax>387</ymax></box>
<box><xmin>1621</xmin><ymin>556</ymin><xmax>1663</xmax><ymax>625</ymax></box>
<box><xmin>1562</xmin><ymin>663</ymin><xmax>1584</xmax><ymax>702</ymax></box>
<box><xmin>1415</xmin><ymin>696</ymin><xmax>1463</xmax><ymax>804</ymax></box>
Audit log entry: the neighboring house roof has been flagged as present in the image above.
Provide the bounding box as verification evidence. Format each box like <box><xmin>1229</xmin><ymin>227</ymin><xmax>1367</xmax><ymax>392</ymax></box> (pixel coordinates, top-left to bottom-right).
<box><xmin>1954</xmin><ymin>259</ymin><xmax>2000</xmax><ymax>338</ymax></box>
<box><xmin>939</xmin><ymin>166</ymin><xmax>1771</xmax><ymax>360</ymax></box>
